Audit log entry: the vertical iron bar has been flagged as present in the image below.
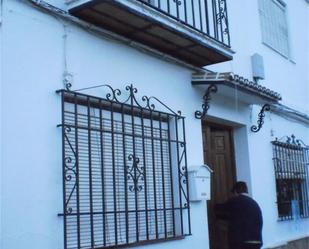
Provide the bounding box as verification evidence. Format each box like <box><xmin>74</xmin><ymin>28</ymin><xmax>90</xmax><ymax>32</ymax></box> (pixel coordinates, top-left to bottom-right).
<box><xmin>281</xmin><ymin>145</ymin><xmax>290</xmax><ymax>220</ymax></box>
<box><xmin>176</xmin><ymin>0</ymin><xmax>180</xmax><ymax>19</ymax></box>
<box><xmin>296</xmin><ymin>147</ymin><xmax>306</xmax><ymax>217</ymax></box>
<box><xmin>287</xmin><ymin>145</ymin><xmax>296</xmax><ymax>220</ymax></box>
<box><xmin>291</xmin><ymin>146</ymin><xmax>300</xmax><ymax>216</ymax></box>
<box><xmin>191</xmin><ymin>0</ymin><xmax>196</xmax><ymax>27</ymax></box>
<box><xmin>304</xmin><ymin>148</ymin><xmax>309</xmax><ymax>217</ymax></box>
<box><xmin>174</xmin><ymin>115</ymin><xmax>184</xmax><ymax>235</ymax></box>
<box><xmin>87</xmin><ymin>97</ymin><xmax>95</xmax><ymax>247</ymax></box>
<box><xmin>167</xmin><ymin>0</ymin><xmax>170</xmax><ymax>14</ymax></box>
<box><xmin>198</xmin><ymin>0</ymin><xmax>203</xmax><ymax>32</ymax></box>
<box><xmin>303</xmin><ymin>149</ymin><xmax>307</xmax><ymax>217</ymax></box>
<box><xmin>212</xmin><ymin>0</ymin><xmax>218</xmax><ymax>39</ymax></box>
<box><xmin>218</xmin><ymin>0</ymin><xmax>224</xmax><ymax>43</ymax></box>
<box><xmin>277</xmin><ymin>145</ymin><xmax>288</xmax><ymax>220</ymax></box>
<box><xmin>284</xmin><ymin>146</ymin><xmax>295</xmax><ymax>219</ymax></box>
<box><xmin>273</xmin><ymin>144</ymin><xmax>280</xmax><ymax>219</ymax></box>
<box><xmin>61</xmin><ymin>92</ymin><xmax>67</xmax><ymax>249</ymax></box>
<box><xmin>158</xmin><ymin>113</ymin><xmax>167</xmax><ymax>238</ymax></box>
<box><xmin>158</xmin><ymin>0</ymin><xmax>161</xmax><ymax>9</ymax></box>
<box><xmin>276</xmin><ymin>144</ymin><xmax>283</xmax><ymax>220</ymax></box>
<box><xmin>181</xmin><ymin>117</ymin><xmax>191</xmax><ymax>235</ymax></box>
<box><xmin>183</xmin><ymin>0</ymin><xmax>188</xmax><ymax>23</ymax></box>
<box><xmin>99</xmin><ymin>100</ymin><xmax>106</xmax><ymax>246</ymax></box>
<box><xmin>278</xmin><ymin>144</ymin><xmax>287</xmax><ymax>220</ymax></box>
<box><xmin>282</xmin><ymin>145</ymin><xmax>289</xmax><ymax>220</ymax></box>
<box><xmin>223</xmin><ymin>0</ymin><xmax>230</xmax><ymax>46</ymax></box>
<box><xmin>140</xmin><ymin>110</ymin><xmax>150</xmax><ymax>240</ymax></box>
<box><xmin>110</xmin><ymin>101</ymin><xmax>118</xmax><ymax>245</ymax></box>
<box><xmin>150</xmin><ymin>110</ymin><xmax>159</xmax><ymax>238</ymax></box>
<box><xmin>74</xmin><ymin>94</ymin><xmax>81</xmax><ymax>249</ymax></box>
<box><xmin>121</xmin><ymin>105</ymin><xmax>129</xmax><ymax>243</ymax></box>
<box><xmin>204</xmin><ymin>0</ymin><xmax>210</xmax><ymax>34</ymax></box>
<box><xmin>297</xmin><ymin>148</ymin><xmax>303</xmax><ymax>217</ymax></box>
<box><xmin>167</xmin><ymin>115</ymin><xmax>176</xmax><ymax>236</ymax></box>
<box><xmin>294</xmin><ymin>146</ymin><xmax>303</xmax><ymax>216</ymax></box>
<box><xmin>129</xmin><ymin>87</ymin><xmax>139</xmax><ymax>242</ymax></box>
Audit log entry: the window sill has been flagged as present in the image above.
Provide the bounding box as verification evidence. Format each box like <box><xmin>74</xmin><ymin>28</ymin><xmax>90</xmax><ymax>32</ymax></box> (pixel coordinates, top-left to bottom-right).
<box><xmin>277</xmin><ymin>215</ymin><xmax>309</xmax><ymax>222</ymax></box>
<box><xmin>101</xmin><ymin>235</ymin><xmax>188</xmax><ymax>249</ymax></box>
<box><xmin>262</xmin><ymin>42</ymin><xmax>295</xmax><ymax>64</ymax></box>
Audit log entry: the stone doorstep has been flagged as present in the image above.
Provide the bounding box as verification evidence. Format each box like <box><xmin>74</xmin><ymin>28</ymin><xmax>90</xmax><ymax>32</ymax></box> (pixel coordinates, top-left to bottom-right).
<box><xmin>264</xmin><ymin>236</ymin><xmax>309</xmax><ymax>249</ymax></box>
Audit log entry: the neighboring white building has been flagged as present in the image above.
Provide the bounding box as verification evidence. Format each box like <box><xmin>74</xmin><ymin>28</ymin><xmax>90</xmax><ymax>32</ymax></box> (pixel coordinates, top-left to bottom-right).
<box><xmin>1</xmin><ymin>0</ymin><xmax>308</xmax><ymax>249</ymax></box>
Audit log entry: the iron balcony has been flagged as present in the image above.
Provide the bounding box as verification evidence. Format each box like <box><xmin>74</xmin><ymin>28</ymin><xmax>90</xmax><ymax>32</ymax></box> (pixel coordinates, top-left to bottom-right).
<box><xmin>66</xmin><ymin>0</ymin><xmax>233</xmax><ymax>67</ymax></box>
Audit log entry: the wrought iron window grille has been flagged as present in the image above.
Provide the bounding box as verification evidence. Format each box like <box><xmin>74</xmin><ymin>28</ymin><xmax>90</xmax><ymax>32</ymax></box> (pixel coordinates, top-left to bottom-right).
<box><xmin>272</xmin><ymin>135</ymin><xmax>309</xmax><ymax>220</ymax></box>
<box><xmin>57</xmin><ymin>85</ymin><xmax>191</xmax><ymax>249</ymax></box>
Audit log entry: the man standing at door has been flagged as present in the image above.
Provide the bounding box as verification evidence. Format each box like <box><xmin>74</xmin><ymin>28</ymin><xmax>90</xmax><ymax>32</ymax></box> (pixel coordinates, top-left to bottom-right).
<box><xmin>215</xmin><ymin>181</ymin><xmax>263</xmax><ymax>249</ymax></box>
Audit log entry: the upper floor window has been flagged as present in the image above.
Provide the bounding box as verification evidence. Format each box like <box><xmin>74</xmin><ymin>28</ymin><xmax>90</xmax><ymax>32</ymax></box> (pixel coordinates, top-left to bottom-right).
<box><xmin>272</xmin><ymin>135</ymin><xmax>309</xmax><ymax>220</ymax></box>
<box><xmin>258</xmin><ymin>0</ymin><xmax>290</xmax><ymax>57</ymax></box>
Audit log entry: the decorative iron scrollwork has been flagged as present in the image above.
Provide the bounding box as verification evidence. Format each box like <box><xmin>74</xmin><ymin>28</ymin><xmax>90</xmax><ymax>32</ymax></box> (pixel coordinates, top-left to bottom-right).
<box><xmin>216</xmin><ymin>0</ymin><xmax>230</xmax><ymax>42</ymax></box>
<box><xmin>178</xmin><ymin>142</ymin><xmax>188</xmax><ymax>209</ymax></box>
<box><xmin>63</xmin><ymin>125</ymin><xmax>77</xmax><ymax>214</ymax></box>
<box><xmin>74</xmin><ymin>84</ymin><xmax>182</xmax><ymax>116</ymax></box>
<box><xmin>127</xmin><ymin>154</ymin><xmax>144</xmax><ymax>192</ymax></box>
<box><xmin>65</xmin><ymin>82</ymin><xmax>72</xmax><ymax>91</ymax></box>
<box><xmin>273</xmin><ymin>134</ymin><xmax>307</xmax><ymax>148</ymax></box>
<box><xmin>195</xmin><ymin>84</ymin><xmax>218</xmax><ymax>119</ymax></box>
<box><xmin>287</xmin><ymin>134</ymin><xmax>301</xmax><ymax>146</ymax></box>
<box><xmin>251</xmin><ymin>104</ymin><xmax>271</xmax><ymax>133</ymax></box>
<box><xmin>173</xmin><ymin>0</ymin><xmax>182</xmax><ymax>5</ymax></box>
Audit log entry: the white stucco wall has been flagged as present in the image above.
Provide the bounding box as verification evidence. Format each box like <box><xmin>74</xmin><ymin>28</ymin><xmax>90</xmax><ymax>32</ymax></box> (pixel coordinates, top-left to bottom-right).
<box><xmin>209</xmin><ymin>0</ymin><xmax>309</xmax><ymax>243</ymax></box>
<box><xmin>1</xmin><ymin>1</ymin><xmax>308</xmax><ymax>249</ymax></box>
<box><xmin>1</xmin><ymin>1</ymin><xmax>208</xmax><ymax>248</ymax></box>
<box><xmin>208</xmin><ymin>0</ymin><xmax>309</xmax><ymax>114</ymax></box>
<box><xmin>207</xmin><ymin>0</ymin><xmax>309</xmax><ymax>245</ymax></box>
<box><xmin>248</xmin><ymin>106</ymin><xmax>309</xmax><ymax>248</ymax></box>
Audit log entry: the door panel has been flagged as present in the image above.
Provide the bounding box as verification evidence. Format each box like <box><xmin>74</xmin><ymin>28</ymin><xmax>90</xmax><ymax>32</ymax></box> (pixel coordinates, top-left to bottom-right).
<box><xmin>202</xmin><ymin>123</ymin><xmax>236</xmax><ymax>249</ymax></box>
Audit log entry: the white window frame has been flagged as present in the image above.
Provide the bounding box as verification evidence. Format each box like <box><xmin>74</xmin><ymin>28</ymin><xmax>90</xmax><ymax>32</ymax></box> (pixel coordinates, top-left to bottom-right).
<box><xmin>258</xmin><ymin>0</ymin><xmax>291</xmax><ymax>59</ymax></box>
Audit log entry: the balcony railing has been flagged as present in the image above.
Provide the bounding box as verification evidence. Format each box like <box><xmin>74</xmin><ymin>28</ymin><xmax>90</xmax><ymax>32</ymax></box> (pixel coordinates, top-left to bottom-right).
<box><xmin>68</xmin><ymin>0</ymin><xmax>233</xmax><ymax>66</ymax></box>
<box><xmin>138</xmin><ymin>0</ymin><xmax>230</xmax><ymax>47</ymax></box>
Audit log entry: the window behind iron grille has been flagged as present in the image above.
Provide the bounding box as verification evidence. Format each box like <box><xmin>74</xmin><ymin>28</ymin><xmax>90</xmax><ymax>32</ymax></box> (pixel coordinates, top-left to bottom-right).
<box><xmin>58</xmin><ymin>89</ymin><xmax>191</xmax><ymax>249</ymax></box>
<box><xmin>272</xmin><ymin>138</ymin><xmax>309</xmax><ymax>220</ymax></box>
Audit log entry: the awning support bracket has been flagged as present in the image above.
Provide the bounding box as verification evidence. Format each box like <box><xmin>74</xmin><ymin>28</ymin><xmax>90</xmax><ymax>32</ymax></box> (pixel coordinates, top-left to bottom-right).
<box><xmin>251</xmin><ymin>104</ymin><xmax>271</xmax><ymax>133</ymax></box>
<box><xmin>195</xmin><ymin>84</ymin><xmax>218</xmax><ymax>119</ymax></box>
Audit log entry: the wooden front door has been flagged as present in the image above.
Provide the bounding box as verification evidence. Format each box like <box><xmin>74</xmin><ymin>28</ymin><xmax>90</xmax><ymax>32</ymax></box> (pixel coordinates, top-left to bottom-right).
<box><xmin>202</xmin><ymin>122</ymin><xmax>236</xmax><ymax>249</ymax></box>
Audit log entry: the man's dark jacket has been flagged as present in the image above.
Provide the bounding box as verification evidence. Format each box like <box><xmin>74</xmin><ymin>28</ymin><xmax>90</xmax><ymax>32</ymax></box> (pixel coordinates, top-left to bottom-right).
<box><xmin>215</xmin><ymin>194</ymin><xmax>263</xmax><ymax>248</ymax></box>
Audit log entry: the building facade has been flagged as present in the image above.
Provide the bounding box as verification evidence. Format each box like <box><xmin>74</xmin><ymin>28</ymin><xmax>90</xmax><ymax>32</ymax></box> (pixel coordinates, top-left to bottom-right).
<box><xmin>1</xmin><ymin>1</ymin><xmax>308</xmax><ymax>249</ymax></box>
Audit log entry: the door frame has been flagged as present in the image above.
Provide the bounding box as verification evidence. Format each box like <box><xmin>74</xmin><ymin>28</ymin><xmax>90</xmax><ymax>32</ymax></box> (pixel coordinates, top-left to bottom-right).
<box><xmin>202</xmin><ymin>120</ymin><xmax>238</xmax><ymax>249</ymax></box>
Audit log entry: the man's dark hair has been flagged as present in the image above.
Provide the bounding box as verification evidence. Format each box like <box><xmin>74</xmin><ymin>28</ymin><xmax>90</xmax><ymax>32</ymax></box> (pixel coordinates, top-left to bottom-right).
<box><xmin>232</xmin><ymin>181</ymin><xmax>248</xmax><ymax>194</ymax></box>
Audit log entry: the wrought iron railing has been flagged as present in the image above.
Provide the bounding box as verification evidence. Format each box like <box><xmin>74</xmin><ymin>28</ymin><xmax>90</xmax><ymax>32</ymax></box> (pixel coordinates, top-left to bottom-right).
<box><xmin>139</xmin><ymin>0</ymin><xmax>230</xmax><ymax>46</ymax></box>
<box><xmin>272</xmin><ymin>135</ymin><xmax>309</xmax><ymax>220</ymax></box>
<box><xmin>57</xmin><ymin>85</ymin><xmax>191</xmax><ymax>249</ymax></box>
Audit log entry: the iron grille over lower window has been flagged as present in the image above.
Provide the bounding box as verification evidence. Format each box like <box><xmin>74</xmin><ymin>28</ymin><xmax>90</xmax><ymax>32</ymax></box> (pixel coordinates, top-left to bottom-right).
<box><xmin>57</xmin><ymin>85</ymin><xmax>191</xmax><ymax>249</ymax></box>
<box><xmin>272</xmin><ymin>135</ymin><xmax>309</xmax><ymax>220</ymax></box>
